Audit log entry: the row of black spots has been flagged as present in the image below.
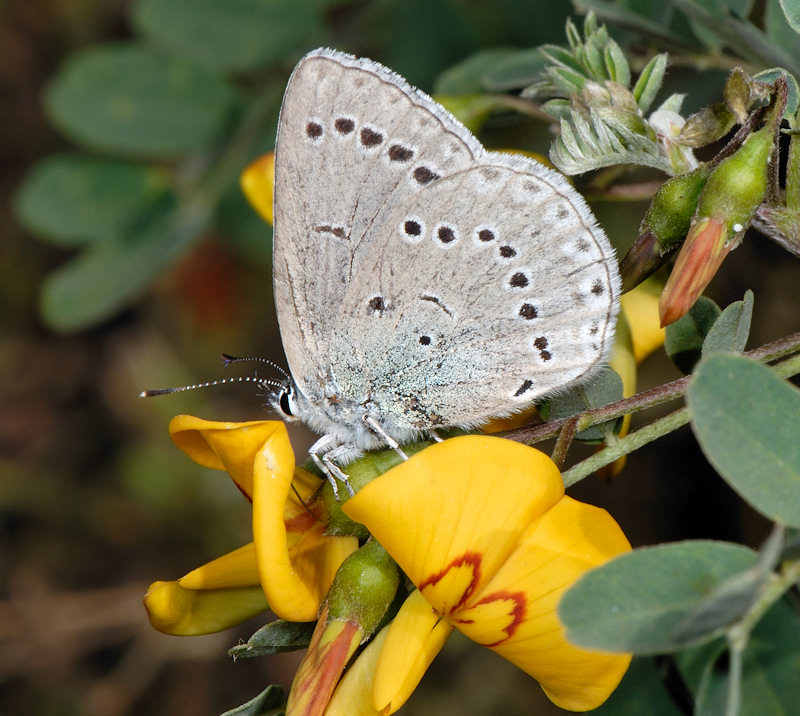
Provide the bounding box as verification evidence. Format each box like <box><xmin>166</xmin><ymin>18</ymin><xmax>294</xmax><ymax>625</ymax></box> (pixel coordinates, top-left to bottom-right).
<box><xmin>475</xmin><ymin>227</ymin><xmax>516</xmax><ymax>260</ymax></box>
<box><xmin>399</xmin><ymin>220</ymin><xmax>517</xmax><ymax>261</ymax></box>
<box><xmin>305</xmin><ymin>116</ymin><xmax>440</xmax><ymax>184</ymax></box>
<box><xmin>400</xmin><ymin>219</ymin><xmax>459</xmax><ymax>246</ymax></box>
<box><xmin>533</xmin><ymin>336</ymin><xmax>552</xmax><ymax>361</ymax></box>
<box><xmin>512</xmin><ymin>335</ymin><xmax>552</xmax><ymax>398</ymax></box>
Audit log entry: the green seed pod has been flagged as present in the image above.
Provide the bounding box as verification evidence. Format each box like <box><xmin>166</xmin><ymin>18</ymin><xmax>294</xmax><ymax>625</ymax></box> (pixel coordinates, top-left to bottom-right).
<box><xmin>325</xmin><ymin>539</ymin><xmax>400</xmax><ymax>637</ymax></box>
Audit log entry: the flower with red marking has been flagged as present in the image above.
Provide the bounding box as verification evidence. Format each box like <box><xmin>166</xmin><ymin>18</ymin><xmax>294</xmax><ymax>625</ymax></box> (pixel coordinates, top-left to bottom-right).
<box><xmin>341</xmin><ymin>435</ymin><xmax>633</xmax><ymax>713</ymax></box>
<box><xmin>144</xmin><ymin>416</ymin><xmax>358</xmax><ymax>634</ymax></box>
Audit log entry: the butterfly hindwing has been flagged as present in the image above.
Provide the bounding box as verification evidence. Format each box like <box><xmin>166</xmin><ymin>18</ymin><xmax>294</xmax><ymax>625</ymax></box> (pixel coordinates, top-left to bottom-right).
<box><xmin>329</xmin><ymin>154</ymin><xmax>620</xmax><ymax>430</ymax></box>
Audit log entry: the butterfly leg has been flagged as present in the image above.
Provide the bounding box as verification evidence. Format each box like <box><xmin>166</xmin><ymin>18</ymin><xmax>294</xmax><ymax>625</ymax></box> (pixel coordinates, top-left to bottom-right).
<box><xmin>363</xmin><ymin>415</ymin><xmax>408</xmax><ymax>461</ymax></box>
<box><xmin>308</xmin><ymin>435</ymin><xmax>355</xmax><ymax>499</ymax></box>
<box><xmin>428</xmin><ymin>429</ymin><xmax>444</xmax><ymax>443</ymax></box>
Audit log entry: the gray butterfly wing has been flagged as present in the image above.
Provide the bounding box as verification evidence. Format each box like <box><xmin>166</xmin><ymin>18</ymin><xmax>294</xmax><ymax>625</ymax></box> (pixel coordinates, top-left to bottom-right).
<box><xmin>329</xmin><ymin>153</ymin><xmax>620</xmax><ymax>431</ymax></box>
<box><xmin>273</xmin><ymin>48</ymin><xmax>482</xmax><ymax>397</ymax></box>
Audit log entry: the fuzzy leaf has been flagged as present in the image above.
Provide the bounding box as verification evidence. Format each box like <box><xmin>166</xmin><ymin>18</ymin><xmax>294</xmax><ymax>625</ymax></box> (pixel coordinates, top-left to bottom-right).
<box><xmin>689</xmin><ymin>354</ymin><xmax>800</xmax><ymax>527</ymax></box>
<box><xmin>633</xmin><ymin>54</ymin><xmax>668</xmax><ymax>114</ymax></box>
<box><xmin>701</xmin><ymin>290</ymin><xmax>754</xmax><ymax>356</ymax></box>
<box><xmin>559</xmin><ymin>540</ymin><xmax>758</xmax><ymax>654</ymax></box>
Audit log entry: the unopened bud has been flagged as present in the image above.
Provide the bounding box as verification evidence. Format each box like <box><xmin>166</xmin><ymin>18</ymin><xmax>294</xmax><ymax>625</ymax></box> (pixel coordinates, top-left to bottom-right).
<box><xmin>620</xmin><ymin>164</ymin><xmax>712</xmax><ymax>291</ymax></box>
<box><xmin>679</xmin><ymin>103</ymin><xmax>736</xmax><ymax>148</ymax></box>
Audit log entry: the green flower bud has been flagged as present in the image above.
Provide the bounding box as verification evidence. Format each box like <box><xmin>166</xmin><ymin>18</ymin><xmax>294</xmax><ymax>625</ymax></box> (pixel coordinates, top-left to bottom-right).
<box><xmin>695</xmin><ymin>122</ymin><xmax>773</xmax><ymax>235</ymax></box>
<box><xmin>679</xmin><ymin>102</ymin><xmax>736</xmax><ymax>148</ymax></box>
<box><xmin>620</xmin><ymin>164</ymin><xmax>712</xmax><ymax>291</ymax></box>
<box><xmin>724</xmin><ymin>67</ymin><xmax>755</xmax><ymax>124</ymax></box>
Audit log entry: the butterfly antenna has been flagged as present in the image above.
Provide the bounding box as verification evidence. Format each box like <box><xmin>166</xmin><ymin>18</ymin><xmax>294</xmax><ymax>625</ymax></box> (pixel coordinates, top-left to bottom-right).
<box><xmin>139</xmin><ymin>375</ymin><xmax>283</xmax><ymax>398</ymax></box>
<box><xmin>221</xmin><ymin>354</ymin><xmax>290</xmax><ymax>379</ymax></box>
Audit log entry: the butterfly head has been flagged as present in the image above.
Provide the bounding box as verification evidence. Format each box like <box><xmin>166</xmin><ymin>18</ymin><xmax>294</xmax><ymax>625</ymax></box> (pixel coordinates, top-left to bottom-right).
<box><xmin>272</xmin><ymin>379</ymin><xmax>303</xmax><ymax>422</ymax></box>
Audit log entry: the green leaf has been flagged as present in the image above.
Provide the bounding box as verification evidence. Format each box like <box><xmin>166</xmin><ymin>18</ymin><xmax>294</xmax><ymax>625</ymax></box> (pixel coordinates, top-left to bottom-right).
<box><xmin>44</xmin><ymin>44</ymin><xmax>239</xmax><ymax>157</ymax></box>
<box><xmin>664</xmin><ymin>296</ymin><xmax>721</xmax><ymax>374</ymax></box>
<box><xmin>677</xmin><ymin>599</ymin><xmax>800</xmax><ymax>716</ymax></box>
<box><xmin>435</xmin><ymin>94</ymin><xmax>498</xmax><ymax>133</ymax></box>
<box><xmin>688</xmin><ymin>354</ymin><xmax>800</xmax><ymax>527</ymax></box>
<box><xmin>40</xmin><ymin>199</ymin><xmax>208</xmax><ymax>332</ymax></box>
<box><xmin>132</xmin><ymin>0</ymin><xmax>322</xmax><ymax>73</ymax></box>
<box><xmin>547</xmin><ymin>65</ymin><xmax>589</xmax><ymax>94</ymax></box>
<box><xmin>670</xmin><ymin>565</ymin><xmax>767</xmax><ymax>643</ymax></box>
<box><xmin>593</xmin><ymin>657</ymin><xmax>683</xmax><ymax>716</ymax></box>
<box><xmin>701</xmin><ymin>290</ymin><xmax>754</xmax><ymax>356</ymax></box>
<box><xmin>674</xmin><ymin>637</ymin><xmax>728</xmax><ymax>696</ymax></box>
<box><xmin>14</xmin><ymin>154</ymin><xmax>171</xmax><ymax>247</ymax></box>
<box><xmin>219</xmin><ymin>684</ymin><xmax>285</xmax><ymax>716</ymax></box>
<box><xmin>216</xmin><ymin>182</ymin><xmax>273</xmax><ymax>262</ymax></box>
<box><xmin>538</xmin><ymin>44</ymin><xmax>585</xmax><ymax>74</ymax></box>
<box><xmin>480</xmin><ymin>49</ymin><xmax>549</xmax><ymax>92</ymax></box>
<box><xmin>572</xmin><ymin>0</ymin><xmax>700</xmax><ymax>47</ymax></box>
<box><xmin>228</xmin><ymin>620</ymin><xmax>315</xmax><ymax>659</ymax></box>
<box><xmin>604</xmin><ymin>40</ymin><xmax>631</xmax><ymax>87</ymax></box>
<box><xmin>434</xmin><ymin>48</ymin><xmax>522</xmax><ymax>94</ymax></box>
<box><xmin>633</xmin><ymin>53</ymin><xmax>667</xmax><ymax>114</ymax></box>
<box><xmin>543</xmin><ymin>366</ymin><xmax>623</xmax><ymax>442</ymax></box>
<box><xmin>766</xmin><ymin>1</ymin><xmax>800</xmax><ymax>78</ymax></box>
<box><xmin>752</xmin><ymin>68</ymin><xmax>800</xmax><ymax>119</ymax></box>
<box><xmin>778</xmin><ymin>0</ymin><xmax>800</xmax><ymax>34</ymax></box>
<box><xmin>559</xmin><ymin>540</ymin><xmax>758</xmax><ymax>654</ymax></box>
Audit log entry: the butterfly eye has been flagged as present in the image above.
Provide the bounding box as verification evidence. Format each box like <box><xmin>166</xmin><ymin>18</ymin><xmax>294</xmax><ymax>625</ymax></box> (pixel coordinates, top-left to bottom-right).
<box><xmin>279</xmin><ymin>385</ymin><xmax>295</xmax><ymax>416</ymax></box>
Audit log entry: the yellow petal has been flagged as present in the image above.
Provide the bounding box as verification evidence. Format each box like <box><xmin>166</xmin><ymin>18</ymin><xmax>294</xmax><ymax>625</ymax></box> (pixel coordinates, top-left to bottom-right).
<box><xmin>253</xmin><ymin>441</ymin><xmax>358</xmax><ymax>622</ymax></box>
<box><xmin>620</xmin><ymin>280</ymin><xmax>666</xmax><ymax>363</ymax></box>
<box><xmin>344</xmin><ymin>436</ymin><xmax>563</xmax><ymax>615</ymax></box>
<box><xmin>373</xmin><ymin>590</ymin><xmax>453</xmax><ymax>714</ymax></box>
<box><xmin>143</xmin><ymin>580</ymin><xmax>267</xmax><ymax>636</ymax></box>
<box><xmin>179</xmin><ymin>543</ymin><xmax>261</xmax><ymax>590</ymax></box>
<box><xmin>610</xmin><ymin>309</ymin><xmax>637</xmax><ymax>402</ymax></box>
<box><xmin>598</xmin><ymin>308</ymin><xmax>636</xmax><ymax>478</ymax></box>
<box><xmin>456</xmin><ymin>496</ymin><xmax>632</xmax><ymax>711</ymax></box>
<box><xmin>169</xmin><ymin>416</ymin><xmax>291</xmax><ymax>499</ymax></box>
<box><xmin>287</xmin><ymin>605</ymin><xmax>363</xmax><ymax>716</ymax></box>
<box><xmin>240</xmin><ymin>152</ymin><xmax>275</xmax><ymax>225</ymax></box>
<box><xmin>480</xmin><ymin>404</ymin><xmax>541</xmax><ymax>433</ymax></box>
<box><xmin>325</xmin><ymin>626</ymin><xmax>390</xmax><ymax>716</ymax></box>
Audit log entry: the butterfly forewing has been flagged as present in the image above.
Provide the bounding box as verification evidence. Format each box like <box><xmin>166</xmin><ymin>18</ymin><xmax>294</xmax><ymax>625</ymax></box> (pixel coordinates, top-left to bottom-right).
<box><xmin>274</xmin><ymin>49</ymin><xmax>481</xmax><ymax>397</ymax></box>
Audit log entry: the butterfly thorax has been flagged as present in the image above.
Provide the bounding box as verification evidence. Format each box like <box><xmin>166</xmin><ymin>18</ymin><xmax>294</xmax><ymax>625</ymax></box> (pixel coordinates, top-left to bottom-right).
<box><xmin>277</xmin><ymin>376</ymin><xmax>424</xmax><ymax>454</ymax></box>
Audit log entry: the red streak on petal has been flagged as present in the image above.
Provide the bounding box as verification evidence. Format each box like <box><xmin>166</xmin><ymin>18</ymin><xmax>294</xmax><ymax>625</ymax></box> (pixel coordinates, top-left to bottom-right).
<box><xmin>473</xmin><ymin>590</ymin><xmax>526</xmax><ymax>646</ymax></box>
<box><xmin>284</xmin><ymin>510</ymin><xmax>321</xmax><ymax>533</ymax></box>
<box><xmin>419</xmin><ymin>552</ymin><xmax>482</xmax><ymax>613</ymax></box>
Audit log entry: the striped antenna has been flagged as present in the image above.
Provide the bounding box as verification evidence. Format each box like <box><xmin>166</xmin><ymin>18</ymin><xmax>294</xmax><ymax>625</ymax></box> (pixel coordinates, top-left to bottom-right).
<box><xmin>139</xmin><ymin>375</ymin><xmax>282</xmax><ymax>399</ymax></box>
<box><xmin>220</xmin><ymin>354</ymin><xmax>290</xmax><ymax>379</ymax></box>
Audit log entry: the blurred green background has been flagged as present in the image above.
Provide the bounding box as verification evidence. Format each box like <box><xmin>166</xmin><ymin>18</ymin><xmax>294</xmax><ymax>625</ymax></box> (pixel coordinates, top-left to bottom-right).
<box><xmin>2</xmin><ymin>0</ymin><xmax>797</xmax><ymax>714</ymax></box>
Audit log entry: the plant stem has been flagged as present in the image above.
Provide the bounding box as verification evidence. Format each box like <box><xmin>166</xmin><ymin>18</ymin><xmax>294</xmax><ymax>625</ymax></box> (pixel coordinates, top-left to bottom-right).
<box><xmin>562</xmin><ymin>407</ymin><xmax>689</xmax><ymax>486</ymax></box>
<box><xmin>507</xmin><ymin>331</ymin><xmax>800</xmax><ymax>448</ymax></box>
<box><xmin>550</xmin><ymin>417</ymin><xmax>578</xmax><ymax>469</ymax></box>
<box><xmin>503</xmin><ymin>332</ymin><xmax>800</xmax><ymax>486</ymax></box>
<box><xmin>725</xmin><ymin>628</ymin><xmax>744</xmax><ymax>716</ymax></box>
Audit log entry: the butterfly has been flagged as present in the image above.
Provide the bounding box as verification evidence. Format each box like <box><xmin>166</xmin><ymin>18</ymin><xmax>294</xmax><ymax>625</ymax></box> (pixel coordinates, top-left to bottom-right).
<box><xmin>266</xmin><ymin>48</ymin><xmax>620</xmax><ymax>491</ymax></box>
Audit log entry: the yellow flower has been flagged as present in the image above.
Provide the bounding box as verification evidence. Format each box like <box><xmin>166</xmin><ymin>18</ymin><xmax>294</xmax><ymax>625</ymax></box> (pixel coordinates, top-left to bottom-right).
<box><xmin>620</xmin><ymin>279</ymin><xmax>666</xmax><ymax>365</ymax></box>
<box><xmin>343</xmin><ymin>435</ymin><xmax>633</xmax><ymax>713</ymax></box>
<box><xmin>240</xmin><ymin>152</ymin><xmax>275</xmax><ymax>225</ymax></box>
<box><xmin>144</xmin><ymin>416</ymin><xmax>358</xmax><ymax>633</ymax></box>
